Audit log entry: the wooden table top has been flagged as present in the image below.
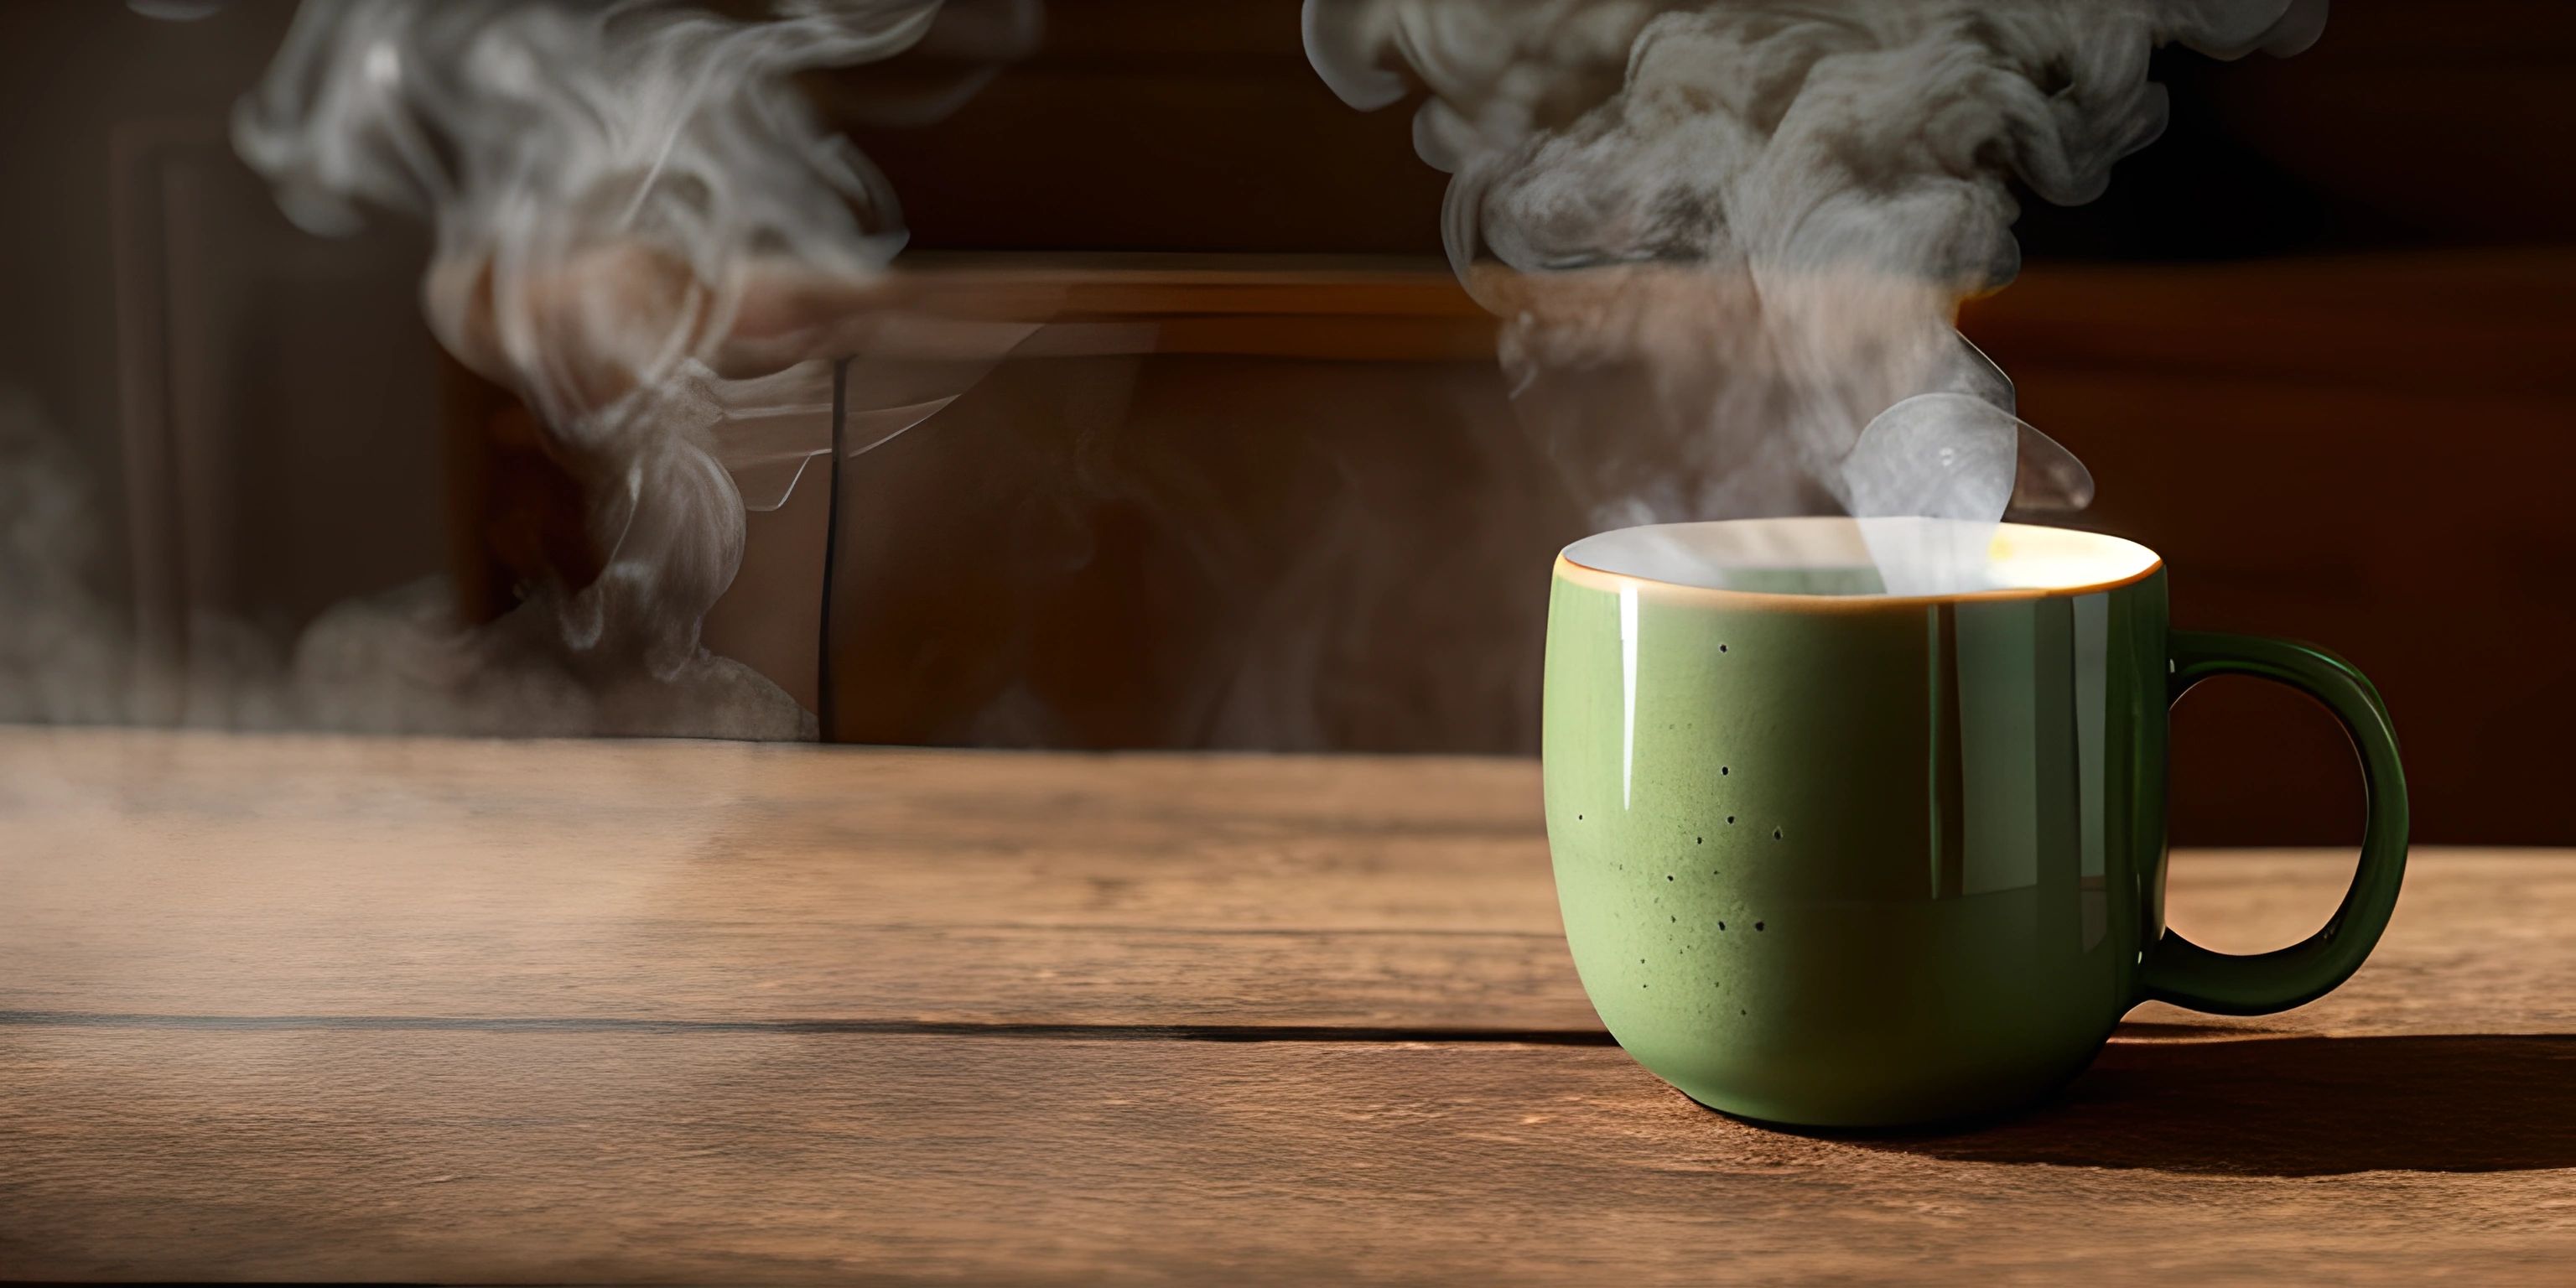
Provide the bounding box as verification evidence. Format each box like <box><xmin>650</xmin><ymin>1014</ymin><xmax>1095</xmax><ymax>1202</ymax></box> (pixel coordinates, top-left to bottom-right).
<box><xmin>3</xmin><ymin>727</ymin><xmax>2572</xmax><ymax>1284</ymax></box>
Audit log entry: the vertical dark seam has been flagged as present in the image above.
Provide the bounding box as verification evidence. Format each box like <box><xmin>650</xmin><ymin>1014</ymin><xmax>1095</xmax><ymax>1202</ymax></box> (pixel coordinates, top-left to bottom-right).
<box><xmin>814</xmin><ymin>356</ymin><xmax>849</xmax><ymax>743</ymax></box>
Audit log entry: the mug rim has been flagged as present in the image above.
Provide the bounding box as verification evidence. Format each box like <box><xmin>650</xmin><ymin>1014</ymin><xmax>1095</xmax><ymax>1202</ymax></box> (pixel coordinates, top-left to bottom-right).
<box><xmin>1557</xmin><ymin>517</ymin><xmax>2163</xmax><ymax>610</ymax></box>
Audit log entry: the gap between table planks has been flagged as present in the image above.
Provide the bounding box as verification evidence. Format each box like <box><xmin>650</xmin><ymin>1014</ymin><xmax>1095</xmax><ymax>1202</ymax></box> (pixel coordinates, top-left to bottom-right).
<box><xmin>3</xmin><ymin>727</ymin><xmax>2573</xmax><ymax>1284</ymax></box>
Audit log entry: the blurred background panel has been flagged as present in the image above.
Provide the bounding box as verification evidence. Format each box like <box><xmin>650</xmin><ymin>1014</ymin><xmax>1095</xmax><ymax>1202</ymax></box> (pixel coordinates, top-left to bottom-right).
<box><xmin>4</xmin><ymin>0</ymin><xmax>2571</xmax><ymax>844</ymax></box>
<box><xmin>0</xmin><ymin>0</ymin><xmax>448</xmax><ymax>722</ymax></box>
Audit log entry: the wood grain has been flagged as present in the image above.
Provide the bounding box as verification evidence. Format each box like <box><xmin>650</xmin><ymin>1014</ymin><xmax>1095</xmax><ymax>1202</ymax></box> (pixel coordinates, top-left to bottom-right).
<box><xmin>0</xmin><ymin>727</ymin><xmax>1575</xmax><ymax>1028</ymax></box>
<box><xmin>8</xmin><ymin>729</ymin><xmax>2574</xmax><ymax>1036</ymax></box>
<box><xmin>4</xmin><ymin>1031</ymin><xmax>2572</xmax><ymax>1285</ymax></box>
<box><xmin>4</xmin><ymin>728</ymin><xmax>2573</xmax><ymax>1283</ymax></box>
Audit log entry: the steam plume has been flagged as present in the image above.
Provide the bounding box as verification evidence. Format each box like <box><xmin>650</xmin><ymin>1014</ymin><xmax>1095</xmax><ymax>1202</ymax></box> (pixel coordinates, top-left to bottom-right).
<box><xmin>1306</xmin><ymin>0</ymin><xmax>2325</xmax><ymax>589</ymax></box>
<box><xmin>224</xmin><ymin>0</ymin><xmax>1036</xmax><ymax>732</ymax></box>
<box><xmin>0</xmin><ymin>389</ymin><xmax>132</xmax><ymax>727</ymax></box>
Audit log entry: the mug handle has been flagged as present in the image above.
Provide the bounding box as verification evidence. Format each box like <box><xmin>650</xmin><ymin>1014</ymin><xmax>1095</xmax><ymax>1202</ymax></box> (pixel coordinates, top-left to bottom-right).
<box><xmin>2138</xmin><ymin>631</ymin><xmax>2410</xmax><ymax>1015</ymax></box>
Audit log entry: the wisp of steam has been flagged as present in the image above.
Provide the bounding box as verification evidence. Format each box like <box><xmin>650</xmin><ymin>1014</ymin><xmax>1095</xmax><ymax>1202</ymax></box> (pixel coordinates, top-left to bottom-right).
<box><xmin>0</xmin><ymin>0</ymin><xmax>1038</xmax><ymax>736</ymax></box>
<box><xmin>216</xmin><ymin>0</ymin><xmax>1029</xmax><ymax>735</ymax></box>
<box><xmin>1305</xmin><ymin>0</ymin><xmax>2326</xmax><ymax>592</ymax></box>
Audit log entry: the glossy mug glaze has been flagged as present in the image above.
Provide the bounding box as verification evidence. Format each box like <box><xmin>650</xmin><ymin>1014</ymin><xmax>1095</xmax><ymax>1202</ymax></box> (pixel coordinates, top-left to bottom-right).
<box><xmin>1542</xmin><ymin>517</ymin><xmax>2407</xmax><ymax>1128</ymax></box>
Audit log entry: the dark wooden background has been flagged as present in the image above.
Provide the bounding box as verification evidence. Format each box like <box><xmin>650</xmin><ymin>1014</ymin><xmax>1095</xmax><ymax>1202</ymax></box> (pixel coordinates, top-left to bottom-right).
<box><xmin>792</xmin><ymin>0</ymin><xmax>2576</xmax><ymax>847</ymax></box>
<box><xmin>4</xmin><ymin>0</ymin><xmax>2569</xmax><ymax>845</ymax></box>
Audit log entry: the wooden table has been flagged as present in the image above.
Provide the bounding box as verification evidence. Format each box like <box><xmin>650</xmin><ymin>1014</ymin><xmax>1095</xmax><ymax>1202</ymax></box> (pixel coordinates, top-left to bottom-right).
<box><xmin>4</xmin><ymin>728</ymin><xmax>2572</xmax><ymax>1284</ymax></box>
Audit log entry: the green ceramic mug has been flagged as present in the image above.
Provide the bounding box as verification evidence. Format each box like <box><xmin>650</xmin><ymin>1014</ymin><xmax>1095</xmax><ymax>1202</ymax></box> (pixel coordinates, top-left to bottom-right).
<box><xmin>1542</xmin><ymin>517</ymin><xmax>2407</xmax><ymax>1128</ymax></box>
